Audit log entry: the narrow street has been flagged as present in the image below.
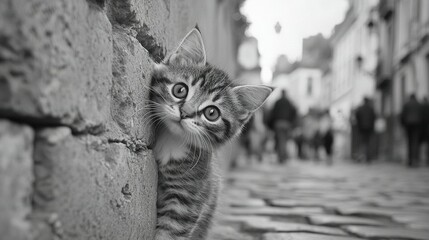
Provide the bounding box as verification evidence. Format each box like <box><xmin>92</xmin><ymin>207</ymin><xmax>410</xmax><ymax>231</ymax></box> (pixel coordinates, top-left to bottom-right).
<box><xmin>211</xmin><ymin>160</ymin><xmax>429</xmax><ymax>240</ymax></box>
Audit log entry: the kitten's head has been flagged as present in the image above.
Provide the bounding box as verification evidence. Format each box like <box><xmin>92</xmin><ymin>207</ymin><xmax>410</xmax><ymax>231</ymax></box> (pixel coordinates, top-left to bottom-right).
<box><xmin>150</xmin><ymin>28</ymin><xmax>272</xmax><ymax>149</ymax></box>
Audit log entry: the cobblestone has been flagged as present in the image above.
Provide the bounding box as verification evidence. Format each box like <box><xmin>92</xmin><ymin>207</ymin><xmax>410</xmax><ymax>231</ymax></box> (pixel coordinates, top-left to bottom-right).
<box><xmin>210</xmin><ymin>160</ymin><xmax>429</xmax><ymax>240</ymax></box>
<box><xmin>262</xmin><ymin>233</ymin><xmax>361</xmax><ymax>240</ymax></box>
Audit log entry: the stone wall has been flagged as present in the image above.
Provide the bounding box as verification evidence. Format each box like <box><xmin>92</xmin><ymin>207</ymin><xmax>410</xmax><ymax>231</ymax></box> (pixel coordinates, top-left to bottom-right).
<box><xmin>0</xmin><ymin>0</ymin><xmax>240</xmax><ymax>239</ymax></box>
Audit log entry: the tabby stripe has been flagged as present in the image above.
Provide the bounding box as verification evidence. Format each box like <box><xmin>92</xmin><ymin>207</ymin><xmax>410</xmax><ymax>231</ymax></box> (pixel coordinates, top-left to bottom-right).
<box><xmin>161</xmin><ymin>172</ymin><xmax>206</xmax><ymax>182</ymax></box>
<box><xmin>207</xmin><ymin>85</ymin><xmax>227</xmax><ymax>94</ymax></box>
<box><xmin>162</xmin><ymin>167</ymin><xmax>192</xmax><ymax>175</ymax></box>
<box><xmin>154</xmin><ymin>77</ymin><xmax>172</xmax><ymax>84</ymax></box>
<box><xmin>157</xmin><ymin>221</ymin><xmax>190</xmax><ymax>236</ymax></box>
<box><xmin>163</xmin><ymin>192</ymin><xmax>194</xmax><ymax>206</ymax></box>
<box><xmin>161</xmin><ymin>180</ymin><xmax>200</xmax><ymax>189</ymax></box>
<box><xmin>206</xmin><ymin>126</ymin><xmax>222</xmax><ymax>143</ymax></box>
<box><xmin>159</xmin><ymin>180</ymin><xmax>197</xmax><ymax>191</ymax></box>
<box><xmin>158</xmin><ymin>208</ymin><xmax>197</xmax><ymax>223</ymax></box>
<box><xmin>163</xmin><ymin>188</ymin><xmax>197</xmax><ymax>198</ymax></box>
<box><xmin>198</xmin><ymin>69</ymin><xmax>211</xmax><ymax>88</ymax></box>
<box><xmin>191</xmin><ymin>77</ymin><xmax>202</xmax><ymax>86</ymax></box>
<box><xmin>212</xmin><ymin>93</ymin><xmax>221</xmax><ymax>102</ymax></box>
<box><xmin>223</xmin><ymin>118</ymin><xmax>231</xmax><ymax>138</ymax></box>
<box><xmin>158</xmin><ymin>202</ymin><xmax>191</xmax><ymax>215</ymax></box>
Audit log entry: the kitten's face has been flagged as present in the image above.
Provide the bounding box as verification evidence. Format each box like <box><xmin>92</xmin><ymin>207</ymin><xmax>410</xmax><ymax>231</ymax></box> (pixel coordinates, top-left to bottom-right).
<box><xmin>152</xmin><ymin>65</ymin><xmax>240</xmax><ymax>147</ymax></box>
<box><xmin>150</xmin><ymin>29</ymin><xmax>272</xmax><ymax>149</ymax></box>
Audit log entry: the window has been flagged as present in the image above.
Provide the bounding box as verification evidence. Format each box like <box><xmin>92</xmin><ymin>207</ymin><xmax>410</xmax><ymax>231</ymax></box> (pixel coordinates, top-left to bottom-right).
<box><xmin>307</xmin><ymin>77</ymin><xmax>313</xmax><ymax>96</ymax></box>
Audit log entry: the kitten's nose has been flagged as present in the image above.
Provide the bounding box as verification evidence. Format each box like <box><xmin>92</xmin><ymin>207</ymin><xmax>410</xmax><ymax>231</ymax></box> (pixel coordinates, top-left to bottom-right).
<box><xmin>180</xmin><ymin>110</ymin><xmax>188</xmax><ymax>119</ymax></box>
<box><xmin>180</xmin><ymin>105</ymin><xmax>194</xmax><ymax>119</ymax></box>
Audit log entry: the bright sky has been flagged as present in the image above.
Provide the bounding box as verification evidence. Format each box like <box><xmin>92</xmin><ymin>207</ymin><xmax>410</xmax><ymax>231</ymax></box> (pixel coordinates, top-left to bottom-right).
<box><xmin>241</xmin><ymin>0</ymin><xmax>349</xmax><ymax>82</ymax></box>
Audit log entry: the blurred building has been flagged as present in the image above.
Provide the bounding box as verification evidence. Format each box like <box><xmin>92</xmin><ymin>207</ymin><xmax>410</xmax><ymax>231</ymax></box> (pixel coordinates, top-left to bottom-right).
<box><xmin>321</xmin><ymin>67</ymin><xmax>333</xmax><ymax>109</ymax></box>
<box><xmin>302</xmin><ymin>33</ymin><xmax>332</xmax><ymax>69</ymax></box>
<box><xmin>191</xmin><ymin>0</ymin><xmax>248</xmax><ymax>78</ymax></box>
<box><xmin>270</xmin><ymin>55</ymin><xmax>292</xmax><ymax>107</ymax></box>
<box><xmin>272</xmin><ymin>34</ymin><xmax>331</xmax><ymax>114</ymax></box>
<box><xmin>287</xmin><ymin>63</ymin><xmax>324</xmax><ymax>114</ymax></box>
<box><xmin>327</xmin><ymin>0</ymin><xmax>379</xmax><ymax>158</ymax></box>
<box><xmin>236</xmin><ymin>36</ymin><xmax>262</xmax><ymax>85</ymax></box>
<box><xmin>376</xmin><ymin>0</ymin><xmax>429</xmax><ymax>162</ymax></box>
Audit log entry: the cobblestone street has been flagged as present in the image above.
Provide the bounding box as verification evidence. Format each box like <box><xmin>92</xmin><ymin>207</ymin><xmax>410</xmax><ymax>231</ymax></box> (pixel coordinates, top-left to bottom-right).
<box><xmin>211</xmin><ymin>160</ymin><xmax>429</xmax><ymax>240</ymax></box>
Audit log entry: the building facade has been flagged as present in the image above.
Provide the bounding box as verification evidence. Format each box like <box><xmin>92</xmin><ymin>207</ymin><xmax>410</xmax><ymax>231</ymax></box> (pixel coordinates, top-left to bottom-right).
<box><xmin>377</xmin><ymin>0</ymin><xmax>429</xmax><ymax>161</ymax></box>
<box><xmin>328</xmin><ymin>0</ymin><xmax>379</xmax><ymax>157</ymax></box>
<box><xmin>287</xmin><ymin>66</ymin><xmax>323</xmax><ymax>114</ymax></box>
<box><xmin>321</xmin><ymin>67</ymin><xmax>333</xmax><ymax>109</ymax></box>
<box><xmin>271</xmin><ymin>34</ymin><xmax>331</xmax><ymax>114</ymax></box>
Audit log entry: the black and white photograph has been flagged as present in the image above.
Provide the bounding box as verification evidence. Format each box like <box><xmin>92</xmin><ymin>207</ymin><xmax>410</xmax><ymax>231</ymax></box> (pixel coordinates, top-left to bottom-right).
<box><xmin>1</xmin><ymin>0</ymin><xmax>429</xmax><ymax>239</ymax></box>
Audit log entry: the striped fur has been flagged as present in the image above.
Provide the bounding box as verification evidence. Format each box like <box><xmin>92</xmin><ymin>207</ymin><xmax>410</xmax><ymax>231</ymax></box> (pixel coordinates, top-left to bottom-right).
<box><xmin>149</xmin><ymin>28</ymin><xmax>272</xmax><ymax>240</ymax></box>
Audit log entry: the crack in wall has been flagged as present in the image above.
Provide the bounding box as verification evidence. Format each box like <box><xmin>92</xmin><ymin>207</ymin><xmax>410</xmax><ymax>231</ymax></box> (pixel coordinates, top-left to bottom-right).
<box><xmin>107</xmin><ymin>137</ymin><xmax>147</xmax><ymax>152</ymax></box>
<box><xmin>106</xmin><ymin>0</ymin><xmax>166</xmax><ymax>62</ymax></box>
<box><xmin>135</xmin><ymin>24</ymin><xmax>166</xmax><ymax>62</ymax></box>
<box><xmin>0</xmin><ymin>112</ymin><xmax>106</xmax><ymax>137</ymax></box>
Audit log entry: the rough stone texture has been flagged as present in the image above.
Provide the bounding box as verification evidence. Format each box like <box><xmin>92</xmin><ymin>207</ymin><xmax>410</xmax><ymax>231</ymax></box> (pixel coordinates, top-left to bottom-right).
<box><xmin>109</xmin><ymin>28</ymin><xmax>153</xmax><ymax>143</ymax></box>
<box><xmin>0</xmin><ymin>120</ymin><xmax>34</xmax><ymax>240</ymax></box>
<box><xmin>31</xmin><ymin>127</ymin><xmax>157</xmax><ymax>240</ymax></box>
<box><xmin>0</xmin><ymin>0</ymin><xmax>112</xmax><ymax>132</ymax></box>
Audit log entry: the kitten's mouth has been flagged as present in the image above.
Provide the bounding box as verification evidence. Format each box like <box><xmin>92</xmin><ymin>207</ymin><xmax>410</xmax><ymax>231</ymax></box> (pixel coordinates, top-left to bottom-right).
<box><xmin>175</xmin><ymin>120</ymin><xmax>185</xmax><ymax>128</ymax></box>
<box><xmin>166</xmin><ymin>118</ymin><xmax>185</xmax><ymax>134</ymax></box>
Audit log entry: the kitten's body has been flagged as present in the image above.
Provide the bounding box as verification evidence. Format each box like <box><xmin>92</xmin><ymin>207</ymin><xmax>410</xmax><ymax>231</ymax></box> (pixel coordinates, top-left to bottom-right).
<box><xmin>149</xmin><ymin>29</ymin><xmax>272</xmax><ymax>240</ymax></box>
<box><xmin>154</xmin><ymin>133</ymin><xmax>219</xmax><ymax>239</ymax></box>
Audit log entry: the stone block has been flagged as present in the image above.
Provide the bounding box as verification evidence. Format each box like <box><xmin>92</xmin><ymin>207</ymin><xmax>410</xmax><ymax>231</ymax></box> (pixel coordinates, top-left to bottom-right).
<box><xmin>208</xmin><ymin>225</ymin><xmax>253</xmax><ymax>240</ymax></box>
<box><xmin>262</xmin><ymin>233</ymin><xmax>361</xmax><ymax>240</ymax></box>
<box><xmin>344</xmin><ymin>225</ymin><xmax>429</xmax><ymax>240</ymax></box>
<box><xmin>224</xmin><ymin>197</ymin><xmax>266</xmax><ymax>208</ymax></box>
<box><xmin>108</xmin><ymin>28</ymin><xmax>153</xmax><ymax>144</ymax></box>
<box><xmin>225</xmin><ymin>206</ymin><xmax>324</xmax><ymax>217</ymax></box>
<box><xmin>0</xmin><ymin>0</ymin><xmax>112</xmax><ymax>132</ymax></box>
<box><xmin>308</xmin><ymin>214</ymin><xmax>385</xmax><ymax>227</ymax></box>
<box><xmin>31</xmin><ymin>127</ymin><xmax>157</xmax><ymax>240</ymax></box>
<box><xmin>242</xmin><ymin>220</ymin><xmax>346</xmax><ymax>236</ymax></box>
<box><xmin>0</xmin><ymin>120</ymin><xmax>34</xmax><ymax>240</ymax></box>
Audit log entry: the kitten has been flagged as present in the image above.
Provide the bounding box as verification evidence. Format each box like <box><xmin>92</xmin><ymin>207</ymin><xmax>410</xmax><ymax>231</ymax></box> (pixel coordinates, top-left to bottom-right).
<box><xmin>149</xmin><ymin>28</ymin><xmax>272</xmax><ymax>240</ymax></box>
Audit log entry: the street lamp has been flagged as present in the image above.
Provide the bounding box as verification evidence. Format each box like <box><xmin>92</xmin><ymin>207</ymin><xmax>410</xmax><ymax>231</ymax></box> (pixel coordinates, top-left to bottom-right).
<box><xmin>275</xmin><ymin>22</ymin><xmax>282</xmax><ymax>34</ymax></box>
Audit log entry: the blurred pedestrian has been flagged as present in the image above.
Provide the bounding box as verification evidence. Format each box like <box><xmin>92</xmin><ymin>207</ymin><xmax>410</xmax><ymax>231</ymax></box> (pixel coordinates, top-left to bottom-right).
<box><xmin>401</xmin><ymin>94</ymin><xmax>422</xmax><ymax>167</ymax></box>
<box><xmin>269</xmin><ymin>90</ymin><xmax>297</xmax><ymax>163</ymax></box>
<box><xmin>420</xmin><ymin>97</ymin><xmax>429</xmax><ymax>166</ymax></box>
<box><xmin>302</xmin><ymin>109</ymin><xmax>319</xmax><ymax>160</ymax></box>
<box><xmin>355</xmin><ymin>97</ymin><xmax>376</xmax><ymax>163</ymax></box>
<box><xmin>293</xmin><ymin>126</ymin><xmax>305</xmax><ymax>160</ymax></box>
<box><xmin>319</xmin><ymin>109</ymin><xmax>334</xmax><ymax>164</ymax></box>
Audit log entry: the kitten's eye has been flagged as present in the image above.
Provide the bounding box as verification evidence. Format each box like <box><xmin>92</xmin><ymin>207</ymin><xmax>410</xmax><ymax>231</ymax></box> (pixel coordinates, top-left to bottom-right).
<box><xmin>172</xmin><ymin>83</ymin><xmax>188</xmax><ymax>99</ymax></box>
<box><xmin>203</xmin><ymin>106</ymin><xmax>220</xmax><ymax>121</ymax></box>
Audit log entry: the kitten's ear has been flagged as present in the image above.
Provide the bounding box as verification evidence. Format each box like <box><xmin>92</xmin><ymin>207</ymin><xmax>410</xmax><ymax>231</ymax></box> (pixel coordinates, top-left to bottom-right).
<box><xmin>165</xmin><ymin>28</ymin><xmax>207</xmax><ymax>66</ymax></box>
<box><xmin>232</xmin><ymin>85</ymin><xmax>274</xmax><ymax>112</ymax></box>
